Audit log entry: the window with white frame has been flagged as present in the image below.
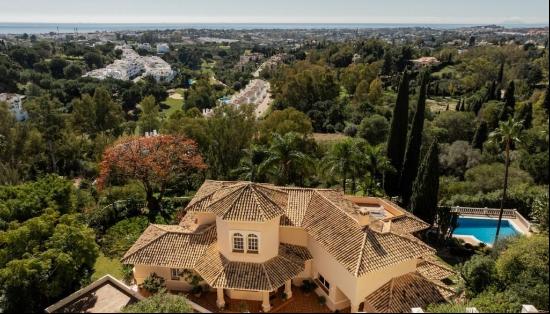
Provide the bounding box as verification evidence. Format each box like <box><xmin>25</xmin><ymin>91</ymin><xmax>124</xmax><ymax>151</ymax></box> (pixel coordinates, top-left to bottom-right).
<box><xmin>247</xmin><ymin>234</ymin><xmax>259</xmax><ymax>253</ymax></box>
<box><xmin>232</xmin><ymin>233</ymin><xmax>244</xmax><ymax>252</ymax></box>
<box><xmin>318</xmin><ymin>274</ymin><xmax>330</xmax><ymax>291</ymax></box>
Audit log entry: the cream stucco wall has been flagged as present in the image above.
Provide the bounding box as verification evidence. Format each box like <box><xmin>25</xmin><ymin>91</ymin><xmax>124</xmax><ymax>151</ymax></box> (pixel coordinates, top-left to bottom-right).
<box><xmin>216</xmin><ymin>216</ymin><xmax>280</xmax><ymax>263</ymax></box>
<box><xmin>355</xmin><ymin>258</ymin><xmax>418</xmax><ymax>301</ymax></box>
<box><xmin>195</xmin><ymin>212</ymin><xmax>216</xmax><ymax>225</ymax></box>
<box><xmin>279</xmin><ymin>226</ymin><xmax>309</xmax><ymax>246</ymax></box>
<box><xmin>133</xmin><ymin>265</ymin><xmax>207</xmax><ymax>292</ymax></box>
<box><xmin>307</xmin><ymin>234</ymin><xmax>420</xmax><ymax>310</ymax></box>
<box><xmin>226</xmin><ymin>289</ymin><xmax>263</xmax><ymax>301</ymax></box>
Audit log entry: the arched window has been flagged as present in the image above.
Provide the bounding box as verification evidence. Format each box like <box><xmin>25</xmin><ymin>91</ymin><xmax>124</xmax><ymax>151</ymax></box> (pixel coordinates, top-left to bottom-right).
<box><xmin>232</xmin><ymin>233</ymin><xmax>244</xmax><ymax>252</ymax></box>
<box><xmin>247</xmin><ymin>234</ymin><xmax>259</xmax><ymax>253</ymax></box>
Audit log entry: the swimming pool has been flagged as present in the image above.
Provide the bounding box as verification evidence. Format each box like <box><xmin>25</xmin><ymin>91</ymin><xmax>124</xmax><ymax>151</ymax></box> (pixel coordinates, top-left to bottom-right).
<box><xmin>452</xmin><ymin>217</ymin><xmax>520</xmax><ymax>245</ymax></box>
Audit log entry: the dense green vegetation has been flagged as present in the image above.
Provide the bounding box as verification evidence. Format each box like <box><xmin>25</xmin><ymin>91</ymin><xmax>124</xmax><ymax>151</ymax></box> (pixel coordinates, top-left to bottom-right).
<box><xmin>0</xmin><ymin>30</ymin><xmax>548</xmax><ymax>311</ymax></box>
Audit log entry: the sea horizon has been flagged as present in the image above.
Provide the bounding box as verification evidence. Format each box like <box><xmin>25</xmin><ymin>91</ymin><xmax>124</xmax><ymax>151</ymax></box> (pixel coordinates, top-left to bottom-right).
<box><xmin>0</xmin><ymin>22</ymin><xmax>548</xmax><ymax>34</ymax></box>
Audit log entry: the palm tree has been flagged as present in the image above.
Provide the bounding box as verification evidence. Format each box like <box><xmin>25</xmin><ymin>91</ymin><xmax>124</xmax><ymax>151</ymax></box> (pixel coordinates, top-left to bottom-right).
<box><xmin>259</xmin><ymin>132</ymin><xmax>315</xmax><ymax>185</ymax></box>
<box><xmin>322</xmin><ymin>138</ymin><xmax>364</xmax><ymax>193</ymax></box>
<box><xmin>363</xmin><ymin>144</ymin><xmax>394</xmax><ymax>196</ymax></box>
<box><xmin>489</xmin><ymin>118</ymin><xmax>523</xmax><ymax>243</ymax></box>
<box><xmin>232</xmin><ymin>145</ymin><xmax>270</xmax><ymax>182</ymax></box>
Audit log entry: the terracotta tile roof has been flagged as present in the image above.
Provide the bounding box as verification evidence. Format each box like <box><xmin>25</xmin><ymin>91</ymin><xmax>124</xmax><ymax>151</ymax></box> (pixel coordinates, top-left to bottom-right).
<box><xmin>187</xmin><ymin>181</ymin><xmax>287</xmax><ymax>222</ymax></box>
<box><xmin>121</xmin><ymin>224</ymin><xmax>216</xmax><ymax>268</ymax></box>
<box><xmin>387</xmin><ymin>212</ymin><xmax>430</xmax><ymax>235</ymax></box>
<box><xmin>130</xmin><ymin>180</ymin><xmax>436</xmax><ymax>280</ymax></box>
<box><xmin>417</xmin><ymin>258</ymin><xmax>455</xmax><ymax>281</ymax></box>
<box><xmin>300</xmin><ymin>191</ymin><xmax>434</xmax><ymax>276</ymax></box>
<box><xmin>363</xmin><ymin>272</ymin><xmax>455</xmax><ymax>313</ymax></box>
<box><xmin>280</xmin><ymin>188</ymin><xmax>314</xmax><ymax>226</ymax></box>
<box><xmin>195</xmin><ymin>244</ymin><xmax>311</xmax><ymax>291</ymax></box>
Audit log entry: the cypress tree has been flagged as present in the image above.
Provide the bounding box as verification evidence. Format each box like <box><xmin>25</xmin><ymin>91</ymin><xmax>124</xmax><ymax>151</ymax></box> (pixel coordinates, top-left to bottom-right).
<box><xmin>409</xmin><ymin>139</ymin><xmax>440</xmax><ymax>226</ymax></box>
<box><xmin>499</xmin><ymin>81</ymin><xmax>515</xmax><ymax>121</ymax></box>
<box><xmin>455</xmin><ymin>98</ymin><xmax>461</xmax><ymax>111</ymax></box>
<box><xmin>384</xmin><ymin>70</ymin><xmax>410</xmax><ymax>196</ymax></box>
<box><xmin>472</xmin><ymin>121</ymin><xmax>488</xmax><ymax>151</ymax></box>
<box><xmin>543</xmin><ymin>82</ymin><xmax>550</xmax><ymax>114</ymax></box>
<box><xmin>487</xmin><ymin>80</ymin><xmax>497</xmax><ymax>101</ymax></box>
<box><xmin>400</xmin><ymin>71</ymin><xmax>429</xmax><ymax>206</ymax></box>
<box><xmin>458</xmin><ymin>99</ymin><xmax>465</xmax><ymax>111</ymax></box>
<box><xmin>472</xmin><ymin>99</ymin><xmax>483</xmax><ymax>116</ymax></box>
<box><xmin>498</xmin><ymin>61</ymin><xmax>505</xmax><ymax>84</ymax></box>
<box><xmin>515</xmin><ymin>102</ymin><xmax>533</xmax><ymax>129</ymax></box>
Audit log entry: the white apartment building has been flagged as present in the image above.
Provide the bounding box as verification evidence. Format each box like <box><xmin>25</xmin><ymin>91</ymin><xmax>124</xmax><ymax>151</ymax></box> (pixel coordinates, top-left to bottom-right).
<box><xmin>156</xmin><ymin>43</ymin><xmax>170</xmax><ymax>54</ymax></box>
<box><xmin>0</xmin><ymin>93</ymin><xmax>28</xmax><ymax>121</ymax></box>
<box><xmin>83</xmin><ymin>48</ymin><xmax>174</xmax><ymax>83</ymax></box>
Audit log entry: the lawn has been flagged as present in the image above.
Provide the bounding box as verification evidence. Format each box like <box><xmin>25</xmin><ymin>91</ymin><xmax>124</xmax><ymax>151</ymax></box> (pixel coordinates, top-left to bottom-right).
<box><xmin>92</xmin><ymin>253</ymin><xmax>125</xmax><ymax>281</ymax></box>
<box><xmin>161</xmin><ymin>90</ymin><xmax>185</xmax><ymax>118</ymax></box>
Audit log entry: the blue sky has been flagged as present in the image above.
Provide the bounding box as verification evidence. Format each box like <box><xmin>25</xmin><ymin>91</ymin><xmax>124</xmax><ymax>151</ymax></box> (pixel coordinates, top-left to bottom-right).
<box><xmin>0</xmin><ymin>0</ymin><xmax>548</xmax><ymax>24</ymax></box>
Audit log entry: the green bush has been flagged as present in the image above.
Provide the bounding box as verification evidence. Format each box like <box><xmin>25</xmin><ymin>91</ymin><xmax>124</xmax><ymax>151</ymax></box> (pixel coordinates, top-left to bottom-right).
<box><xmin>460</xmin><ymin>254</ymin><xmax>496</xmax><ymax>296</ymax></box>
<box><xmin>100</xmin><ymin>216</ymin><xmax>149</xmax><ymax>258</ymax></box>
<box><xmin>140</xmin><ymin>273</ymin><xmax>165</xmax><ymax>294</ymax></box>
<box><xmin>122</xmin><ymin>289</ymin><xmax>192</xmax><ymax>313</ymax></box>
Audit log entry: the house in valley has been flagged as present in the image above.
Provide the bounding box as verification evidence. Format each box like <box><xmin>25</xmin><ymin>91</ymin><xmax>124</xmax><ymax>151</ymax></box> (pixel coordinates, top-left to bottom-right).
<box><xmin>122</xmin><ymin>180</ymin><xmax>455</xmax><ymax>312</ymax></box>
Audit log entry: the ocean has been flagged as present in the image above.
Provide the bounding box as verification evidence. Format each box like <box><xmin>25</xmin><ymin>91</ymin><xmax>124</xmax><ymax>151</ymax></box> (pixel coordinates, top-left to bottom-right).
<box><xmin>0</xmin><ymin>22</ymin><xmax>548</xmax><ymax>34</ymax></box>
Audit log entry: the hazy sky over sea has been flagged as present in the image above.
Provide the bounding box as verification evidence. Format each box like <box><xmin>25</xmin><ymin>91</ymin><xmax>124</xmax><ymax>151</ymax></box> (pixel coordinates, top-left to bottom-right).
<box><xmin>0</xmin><ymin>0</ymin><xmax>548</xmax><ymax>24</ymax></box>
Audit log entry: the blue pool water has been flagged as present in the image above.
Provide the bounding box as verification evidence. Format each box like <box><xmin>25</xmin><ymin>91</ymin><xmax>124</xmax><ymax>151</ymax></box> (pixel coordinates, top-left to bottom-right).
<box><xmin>453</xmin><ymin>217</ymin><xmax>520</xmax><ymax>245</ymax></box>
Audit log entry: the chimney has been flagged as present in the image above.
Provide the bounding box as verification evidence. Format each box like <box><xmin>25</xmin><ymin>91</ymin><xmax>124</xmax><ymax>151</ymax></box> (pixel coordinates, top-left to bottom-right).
<box><xmin>381</xmin><ymin>220</ymin><xmax>392</xmax><ymax>234</ymax></box>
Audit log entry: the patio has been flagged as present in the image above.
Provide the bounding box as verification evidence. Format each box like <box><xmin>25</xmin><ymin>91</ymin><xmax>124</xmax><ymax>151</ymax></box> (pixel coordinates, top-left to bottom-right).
<box><xmin>185</xmin><ymin>286</ymin><xmax>348</xmax><ymax>313</ymax></box>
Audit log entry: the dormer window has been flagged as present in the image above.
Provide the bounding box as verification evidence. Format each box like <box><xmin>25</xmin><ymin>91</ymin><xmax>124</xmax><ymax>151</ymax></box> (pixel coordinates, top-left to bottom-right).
<box><xmin>247</xmin><ymin>234</ymin><xmax>259</xmax><ymax>254</ymax></box>
<box><xmin>232</xmin><ymin>233</ymin><xmax>244</xmax><ymax>252</ymax></box>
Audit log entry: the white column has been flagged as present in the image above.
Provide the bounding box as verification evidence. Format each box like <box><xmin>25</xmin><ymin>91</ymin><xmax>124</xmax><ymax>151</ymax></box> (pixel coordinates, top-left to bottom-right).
<box><xmin>284</xmin><ymin>280</ymin><xmax>293</xmax><ymax>299</ymax></box>
<box><xmin>216</xmin><ymin>288</ymin><xmax>225</xmax><ymax>309</ymax></box>
<box><xmin>262</xmin><ymin>291</ymin><xmax>271</xmax><ymax>312</ymax></box>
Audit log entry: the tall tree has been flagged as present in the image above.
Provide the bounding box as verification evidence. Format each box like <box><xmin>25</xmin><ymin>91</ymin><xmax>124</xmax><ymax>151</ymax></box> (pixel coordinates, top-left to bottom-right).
<box><xmin>472</xmin><ymin>121</ymin><xmax>489</xmax><ymax>151</ymax></box>
<box><xmin>98</xmin><ymin>135</ymin><xmax>207</xmax><ymax>216</ymax></box>
<box><xmin>489</xmin><ymin>118</ymin><xmax>523</xmax><ymax>244</ymax></box>
<box><xmin>499</xmin><ymin>81</ymin><xmax>516</xmax><ymax>121</ymax></box>
<box><xmin>384</xmin><ymin>70</ymin><xmax>409</xmax><ymax>195</ymax></box>
<box><xmin>137</xmin><ymin>95</ymin><xmax>161</xmax><ymax>134</ymax></box>
<box><xmin>322</xmin><ymin>139</ymin><xmax>364</xmax><ymax>193</ymax></box>
<box><xmin>400</xmin><ymin>71</ymin><xmax>429</xmax><ymax>206</ymax></box>
<box><xmin>259</xmin><ymin>132</ymin><xmax>315</xmax><ymax>186</ymax></box>
<box><xmin>410</xmin><ymin>139</ymin><xmax>440</xmax><ymax>225</ymax></box>
<box><xmin>515</xmin><ymin>102</ymin><xmax>533</xmax><ymax>129</ymax></box>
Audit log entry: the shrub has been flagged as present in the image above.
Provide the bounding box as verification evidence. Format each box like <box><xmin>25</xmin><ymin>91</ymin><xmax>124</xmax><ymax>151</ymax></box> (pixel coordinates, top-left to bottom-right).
<box><xmin>122</xmin><ymin>289</ymin><xmax>192</xmax><ymax>313</ymax></box>
<box><xmin>140</xmin><ymin>273</ymin><xmax>166</xmax><ymax>294</ymax></box>
<box><xmin>460</xmin><ymin>254</ymin><xmax>496</xmax><ymax>296</ymax></box>
<box><xmin>100</xmin><ymin>216</ymin><xmax>149</xmax><ymax>258</ymax></box>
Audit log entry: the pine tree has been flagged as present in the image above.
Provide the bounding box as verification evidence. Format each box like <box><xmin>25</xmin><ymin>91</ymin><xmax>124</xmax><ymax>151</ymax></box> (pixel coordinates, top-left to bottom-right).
<box><xmin>384</xmin><ymin>70</ymin><xmax>410</xmax><ymax>196</ymax></box>
<box><xmin>472</xmin><ymin>121</ymin><xmax>488</xmax><ymax>151</ymax></box>
<box><xmin>400</xmin><ymin>71</ymin><xmax>429</xmax><ymax>206</ymax></box>
<box><xmin>409</xmin><ymin>139</ymin><xmax>440</xmax><ymax>226</ymax></box>
<box><xmin>499</xmin><ymin>81</ymin><xmax>516</xmax><ymax>121</ymax></box>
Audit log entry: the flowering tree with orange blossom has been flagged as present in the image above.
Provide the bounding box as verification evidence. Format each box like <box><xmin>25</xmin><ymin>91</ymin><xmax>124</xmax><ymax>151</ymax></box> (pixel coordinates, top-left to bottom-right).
<box><xmin>97</xmin><ymin>135</ymin><xmax>207</xmax><ymax>215</ymax></box>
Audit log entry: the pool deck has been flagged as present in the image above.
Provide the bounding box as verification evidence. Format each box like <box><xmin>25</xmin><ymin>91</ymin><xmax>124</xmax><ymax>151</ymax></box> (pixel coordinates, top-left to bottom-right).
<box><xmin>452</xmin><ymin>215</ymin><xmax>531</xmax><ymax>247</ymax></box>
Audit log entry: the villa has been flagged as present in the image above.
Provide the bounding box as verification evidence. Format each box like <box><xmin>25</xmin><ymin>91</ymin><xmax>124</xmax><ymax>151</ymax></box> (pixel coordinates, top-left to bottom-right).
<box><xmin>122</xmin><ymin>180</ymin><xmax>455</xmax><ymax>313</ymax></box>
